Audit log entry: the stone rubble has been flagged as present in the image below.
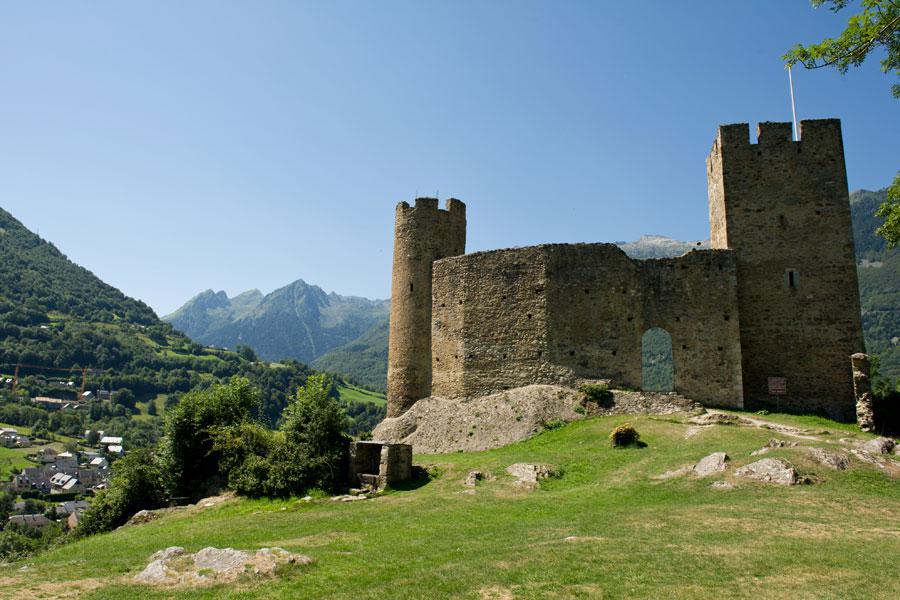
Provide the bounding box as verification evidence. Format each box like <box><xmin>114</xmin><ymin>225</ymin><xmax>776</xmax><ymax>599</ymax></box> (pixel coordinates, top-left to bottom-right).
<box><xmin>750</xmin><ymin>438</ymin><xmax>798</xmax><ymax>456</ymax></box>
<box><xmin>505</xmin><ymin>463</ymin><xmax>554</xmax><ymax>488</ymax></box>
<box><xmin>692</xmin><ymin>452</ymin><xmax>730</xmax><ymax>477</ymax></box>
<box><xmin>688</xmin><ymin>412</ymin><xmax>753</xmax><ymax>427</ymax></box>
<box><xmin>805</xmin><ymin>447</ymin><xmax>851</xmax><ymax>470</ymax></box>
<box><xmin>734</xmin><ymin>458</ymin><xmax>804</xmax><ymax>486</ymax></box>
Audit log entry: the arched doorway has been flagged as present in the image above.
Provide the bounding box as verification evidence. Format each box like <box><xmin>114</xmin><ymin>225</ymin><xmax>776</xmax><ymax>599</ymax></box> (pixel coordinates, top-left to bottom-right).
<box><xmin>642</xmin><ymin>328</ymin><xmax>674</xmax><ymax>392</ymax></box>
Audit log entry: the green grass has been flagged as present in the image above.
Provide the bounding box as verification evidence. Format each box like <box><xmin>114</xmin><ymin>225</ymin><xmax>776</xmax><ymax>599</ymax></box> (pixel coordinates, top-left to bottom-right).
<box><xmin>1</xmin><ymin>412</ymin><xmax>897</xmax><ymax>599</ymax></box>
<box><xmin>336</xmin><ymin>384</ymin><xmax>386</xmax><ymax>406</ymax></box>
<box><xmin>134</xmin><ymin>394</ymin><xmax>167</xmax><ymax>421</ymax></box>
<box><xmin>0</xmin><ymin>445</ymin><xmax>35</xmax><ymax>473</ymax></box>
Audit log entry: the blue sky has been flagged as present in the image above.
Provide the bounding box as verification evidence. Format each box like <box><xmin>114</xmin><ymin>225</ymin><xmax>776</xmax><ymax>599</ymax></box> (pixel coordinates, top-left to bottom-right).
<box><xmin>1</xmin><ymin>2</ymin><xmax>897</xmax><ymax>315</ymax></box>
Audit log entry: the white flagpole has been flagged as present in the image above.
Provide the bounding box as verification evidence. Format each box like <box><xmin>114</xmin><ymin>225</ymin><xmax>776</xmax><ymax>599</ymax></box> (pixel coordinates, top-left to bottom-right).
<box><xmin>788</xmin><ymin>65</ymin><xmax>799</xmax><ymax>141</ymax></box>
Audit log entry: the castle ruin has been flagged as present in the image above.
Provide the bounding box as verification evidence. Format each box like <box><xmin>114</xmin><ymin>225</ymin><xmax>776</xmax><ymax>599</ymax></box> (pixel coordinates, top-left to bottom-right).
<box><xmin>386</xmin><ymin>119</ymin><xmax>865</xmax><ymax>421</ymax></box>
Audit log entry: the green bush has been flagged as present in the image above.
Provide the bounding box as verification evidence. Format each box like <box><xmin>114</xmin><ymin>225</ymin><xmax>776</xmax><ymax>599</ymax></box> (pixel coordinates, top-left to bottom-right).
<box><xmin>213</xmin><ymin>374</ymin><xmax>350</xmax><ymax>498</ymax></box>
<box><xmin>76</xmin><ymin>448</ymin><xmax>168</xmax><ymax>536</ymax></box>
<box><xmin>160</xmin><ymin>376</ymin><xmax>259</xmax><ymax>497</ymax></box>
<box><xmin>580</xmin><ymin>384</ymin><xmax>614</xmax><ymax>407</ymax></box>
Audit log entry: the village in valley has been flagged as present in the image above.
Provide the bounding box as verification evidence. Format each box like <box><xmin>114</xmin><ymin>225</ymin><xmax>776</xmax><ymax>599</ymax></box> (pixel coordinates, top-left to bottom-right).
<box><xmin>0</xmin><ymin>383</ymin><xmax>124</xmax><ymax>532</ymax></box>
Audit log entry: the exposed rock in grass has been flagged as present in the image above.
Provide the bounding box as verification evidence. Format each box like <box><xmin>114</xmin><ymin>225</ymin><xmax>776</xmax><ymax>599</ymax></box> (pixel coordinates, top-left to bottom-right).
<box><xmin>734</xmin><ymin>458</ymin><xmax>805</xmax><ymax>486</ymax></box>
<box><xmin>693</xmin><ymin>452</ymin><xmax>729</xmax><ymax>477</ymax></box>
<box><xmin>134</xmin><ymin>546</ymin><xmax>311</xmax><ymax>587</ymax></box>
<box><xmin>806</xmin><ymin>448</ymin><xmax>851</xmax><ymax>470</ymax></box>
<box><xmin>710</xmin><ymin>480</ymin><xmax>734</xmax><ymax>490</ymax></box>
<box><xmin>127</xmin><ymin>510</ymin><xmax>162</xmax><ymax>526</ymax></box>
<box><xmin>506</xmin><ymin>463</ymin><xmax>554</xmax><ymax>488</ymax></box>
<box><xmin>464</xmin><ymin>470</ymin><xmax>492</xmax><ymax>487</ymax></box>
<box><xmin>751</xmin><ymin>438</ymin><xmax>798</xmax><ymax>456</ymax></box>
<box><xmin>862</xmin><ymin>437</ymin><xmax>896</xmax><ymax>455</ymax></box>
<box><xmin>653</xmin><ymin>452</ymin><xmax>729</xmax><ymax>480</ymax></box>
<box><xmin>688</xmin><ymin>412</ymin><xmax>753</xmax><ymax>427</ymax></box>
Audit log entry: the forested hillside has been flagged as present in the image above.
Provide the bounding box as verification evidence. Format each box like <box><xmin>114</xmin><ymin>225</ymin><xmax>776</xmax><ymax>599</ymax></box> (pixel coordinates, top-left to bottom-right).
<box><xmin>851</xmin><ymin>189</ymin><xmax>900</xmax><ymax>381</ymax></box>
<box><xmin>0</xmin><ymin>207</ymin><xmax>384</xmax><ymax>443</ymax></box>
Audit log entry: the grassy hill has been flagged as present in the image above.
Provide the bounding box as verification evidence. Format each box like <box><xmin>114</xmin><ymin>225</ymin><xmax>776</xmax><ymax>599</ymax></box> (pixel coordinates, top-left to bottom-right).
<box><xmin>2</xmin><ymin>411</ymin><xmax>896</xmax><ymax>599</ymax></box>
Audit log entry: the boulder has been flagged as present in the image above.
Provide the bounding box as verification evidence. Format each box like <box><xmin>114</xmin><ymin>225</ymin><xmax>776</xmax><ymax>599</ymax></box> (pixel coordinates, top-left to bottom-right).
<box><xmin>734</xmin><ymin>458</ymin><xmax>803</xmax><ymax>486</ymax></box>
<box><xmin>692</xmin><ymin>452</ymin><xmax>729</xmax><ymax>477</ymax></box>
<box><xmin>806</xmin><ymin>448</ymin><xmax>851</xmax><ymax>470</ymax></box>
<box><xmin>750</xmin><ymin>438</ymin><xmax>797</xmax><ymax>456</ymax></box>
<box><xmin>134</xmin><ymin>546</ymin><xmax>311</xmax><ymax>587</ymax></box>
<box><xmin>861</xmin><ymin>437</ymin><xmax>896</xmax><ymax>455</ymax></box>
<box><xmin>192</xmin><ymin>547</ymin><xmax>249</xmax><ymax>572</ymax></box>
<box><xmin>506</xmin><ymin>463</ymin><xmax>554</xmax><ymax>487</ymax></box>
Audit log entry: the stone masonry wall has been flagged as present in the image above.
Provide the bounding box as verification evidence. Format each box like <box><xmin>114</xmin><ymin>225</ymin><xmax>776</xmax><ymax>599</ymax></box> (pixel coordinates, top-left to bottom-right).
<box><xmin>387</xmin><ymin>198</ymin><xmax>465</xmax><ymax>417</ymax></box>
<box><xmin>432</xmin><ymin>243</ymin><xmax>744</xmax><ymax>408</ymax></box>
<box><xmin>707</xmin><ymin>119</ymin><xmax>864</xmax><ymax>419</ymax></box>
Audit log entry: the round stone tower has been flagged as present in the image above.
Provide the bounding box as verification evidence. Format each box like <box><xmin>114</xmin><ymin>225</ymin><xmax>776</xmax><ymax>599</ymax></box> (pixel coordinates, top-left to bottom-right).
<box><xmin>387</xmin><ymin>197</ymin><xmax>466</xmax><ymax>417</ymax></box>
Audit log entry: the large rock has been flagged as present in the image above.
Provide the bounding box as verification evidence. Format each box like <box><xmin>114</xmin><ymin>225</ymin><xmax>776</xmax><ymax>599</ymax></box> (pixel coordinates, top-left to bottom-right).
<box><xmin>506</xmin><ymin>463</ymin><xmax>555</xmax><ymax>488</ymax></box>
<box><xmin>693</xmin><ymin>452</ymin><xmax>729</xmax><ymax>477</ymax></box>
<box><xmin>750</xmin><ymin>438</ymin><xmax>798</xmax><ymax>456</ymax></box>
<box><xmin>861</xmin><ymin>437</ymin><xmax>896</xmax><ymax>455</ymax></box>
<box><xmin>734</xmin><ymin>458</ymin><xmax>803</xmax><ymax>486</ymax></box>
<box><xmin>134</xmin><ymin>546</ymin><xmax>312</xmax><ymax>587</ymax></box>
<box><xmin>806</xmin><ymin>448</ymin><xmax>851</xmax><ymax>470</ymax></box>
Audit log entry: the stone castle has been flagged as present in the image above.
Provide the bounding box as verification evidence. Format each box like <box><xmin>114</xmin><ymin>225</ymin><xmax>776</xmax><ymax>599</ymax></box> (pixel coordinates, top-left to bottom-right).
<box><xmin>386</xmin><ymin>119</ymin><xmax>865</xmax><ymax>421</ymax></box>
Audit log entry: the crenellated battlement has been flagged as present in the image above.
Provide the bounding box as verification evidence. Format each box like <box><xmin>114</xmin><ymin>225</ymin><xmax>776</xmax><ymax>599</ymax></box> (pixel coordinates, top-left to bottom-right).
<box><xmin>396</xmin><ymin>197</ymin><xmax>466</xmax><ymax>218</ymax></box>
<box><xmin>711</xmin><ymin>119</ymin><xmax>844</xmax><ymax>156</ymax></box>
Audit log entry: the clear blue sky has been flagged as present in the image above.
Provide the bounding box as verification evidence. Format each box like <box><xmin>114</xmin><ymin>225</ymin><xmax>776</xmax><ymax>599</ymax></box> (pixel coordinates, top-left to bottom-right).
<box><xmin>1</xmin><ymin>2</ymin><xmax>896</xmax><ymax>315</ymax></box>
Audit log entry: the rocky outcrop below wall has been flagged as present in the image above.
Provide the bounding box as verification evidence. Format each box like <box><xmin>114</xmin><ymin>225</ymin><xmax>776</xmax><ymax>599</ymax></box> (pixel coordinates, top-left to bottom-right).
<box><xmin>371</xmin><ymin>385</ymin><xmax>701</xmax><ymax>453</ymax></box>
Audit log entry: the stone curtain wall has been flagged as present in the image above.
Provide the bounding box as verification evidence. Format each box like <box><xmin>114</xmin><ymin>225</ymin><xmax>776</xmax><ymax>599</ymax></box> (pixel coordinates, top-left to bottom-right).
<box><xmin>637</xmin><ymin>251</ymin><xmax>744</xmax><ymax>407</ymax></box>
<box><xmin>432</xmin><ymin>244</ymin><xmax>744</xmax><ymax>408</ymax></box>
<box><xmin>387</xmin><ymin>198</ymin><xmax>465</xmax><ymax>417</ymax></box>
<box><xmin>707</xmin><ymin>120</ymin><xmax>864</xmax><ymax>419</ymax></box>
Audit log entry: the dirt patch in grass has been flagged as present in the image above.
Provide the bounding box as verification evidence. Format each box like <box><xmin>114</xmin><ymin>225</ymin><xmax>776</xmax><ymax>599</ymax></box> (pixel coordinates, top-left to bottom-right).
<box><xmin>259</xmin><ymin>531</ymin><xmax>361</xmax><ymax>549</ymax></box>
<box><xmin>0</xmin><ymin>576</ymin><xmax>105</xmax><ymax>599</ymax></box>
<box><xmin>479</xmin><ymin>585</ymin><xmax>514</xmax><ymax>600</ymax></box>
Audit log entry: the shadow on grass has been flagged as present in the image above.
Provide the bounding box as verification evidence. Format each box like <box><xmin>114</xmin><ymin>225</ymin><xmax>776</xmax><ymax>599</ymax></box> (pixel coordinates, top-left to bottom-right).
<box><xmin>387</xmin><ymin>465</ymin><xmax>436</xmax><ymax>492</ymax></box>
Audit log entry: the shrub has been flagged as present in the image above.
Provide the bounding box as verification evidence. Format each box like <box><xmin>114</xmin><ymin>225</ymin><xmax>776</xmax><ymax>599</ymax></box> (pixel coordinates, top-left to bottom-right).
<box><xmin>76</xmin><ymin>448</ymin><xmax>168</xmax><ymax>536</ymax></box>
<box><xmin>212</xmin><ymin>374</ymin><xmax>351</xmax><ymax>498</ymax></box>
<box><xmin>580</xmin><ymin>384</ymin><xmax>614</xmax><ymax>407</ymax></box>
<box><xmin>609</xmin><ymin>423</ymin><xmax>642</xmax><ymax>448</ymax></box>
<box><xmin>160</xmin><ymin>376</ymin><xmax>259</xmax><ymax>497</ymax></box>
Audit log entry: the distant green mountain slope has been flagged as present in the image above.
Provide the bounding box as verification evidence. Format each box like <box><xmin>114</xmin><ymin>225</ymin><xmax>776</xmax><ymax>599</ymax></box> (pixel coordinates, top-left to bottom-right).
<box><xmin>0</xmin><ymin>206</ymin><xmax>315</xmax><ymax>430</ymax></box>
<box><xmin>164</xmin><ymin>281</ymin><xmax>390</xmax><ymax>366</ymax></box>
<box><xmin>313</xmin><ymin>318</ymin><xmax>389</xmax><ymax>392</ymax></box>
<box><xmin>851</xmin><ymin>189</ymin><xmax>900</xmax><ymax>381</ymax></box>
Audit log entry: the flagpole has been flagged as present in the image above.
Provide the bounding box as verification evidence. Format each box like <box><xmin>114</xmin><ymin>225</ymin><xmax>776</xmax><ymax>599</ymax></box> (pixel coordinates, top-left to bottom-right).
<box><xmin>788</xmin><ymin>65</ymin><xmax>799</xmax><ymax>141</ymax></box>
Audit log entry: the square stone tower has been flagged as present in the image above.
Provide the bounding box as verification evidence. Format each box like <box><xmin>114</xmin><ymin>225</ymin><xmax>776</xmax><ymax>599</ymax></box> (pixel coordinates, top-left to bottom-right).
<box><xmin>707</xmin><ymin>119</ymin><xmax>865</xmax><ymax>419</ymax></box>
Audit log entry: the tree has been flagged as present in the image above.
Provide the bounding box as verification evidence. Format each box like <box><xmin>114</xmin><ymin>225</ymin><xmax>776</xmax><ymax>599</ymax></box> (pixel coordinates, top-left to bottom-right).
<box><xmin>159</xmin><ymin>377</ymin><xmax>259</xmax><ymax>497</ymax></box>
<box><xmin>236</xmin><ymin>344</ymin><xmax>258</xmax><ymax>363</ymax></box>
<box><xmin>76</xmin><ymin>449</ymin><xmax>168</xmax><ymax>535</ymax></box>
<box><xmin>280</xmin><ymin>374</ymin><xmax>350</xmax><ymax>492</ymax></box>
<box><xmin>784</xmin><ymin>0</ymin><xmax>900</xmax><ymax>245</ymax></box>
